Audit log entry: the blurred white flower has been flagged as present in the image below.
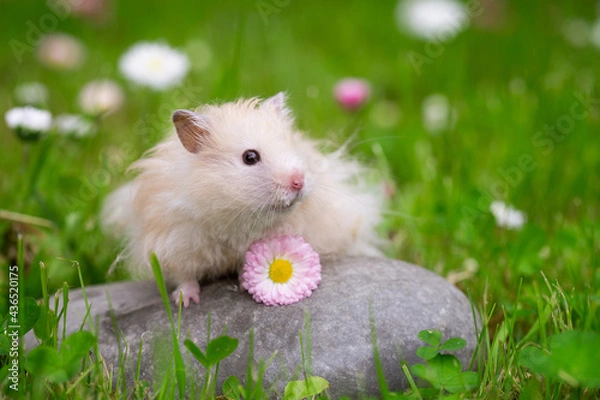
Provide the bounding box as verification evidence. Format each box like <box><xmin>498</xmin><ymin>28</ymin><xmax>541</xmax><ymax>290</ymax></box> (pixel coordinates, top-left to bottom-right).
<box><xmin>590</xmin><ymin>19</ymin><xmax>600</xmax><ymax>50</ymax></box>
<box><xmin>422</xmin><ymin>94</ymin><xmax>450</xmax><ymax>133</ymax></box>
<box><xmin>5</xmin><ymin>106</ymin><xmax>52</xmax><ymax>141</ymax></box>
<box><xmin>37</xmin><ymin>33</ymin><xmax>85</xmax><ymax>71</ymax></box>
<box><xmin>119</xmin><ymin>42</ymin><xmax>190</xmax><ymax>90</ymax></box>
<box><xmin>395</xmin><ymin>0</ymin><xmax>469</xmax><ymax>41</ymax></box>
<box><xmin>490</xmin><ymin>201</ymin><xmax>526</xmax><ymax>230</ymax></box>
<box><xmin>53</xmin><ymin>114</ymin><xmax>97</xmax><ymax>138</ymax></box>
<box><xmin>561</xmin><ymin>19</ymin><xmax>591</xmax><ymax>48</ymax></box>
<box><xmin>5</xmin><ymin>106</ymin><xmax>52</xmax><ymax>131</ymax></box>
<box><xmin>14</xmin><ymin>82</ymin><xmax>49</xmax><ymax>105</ymax></box>
<box><xmin>78</xmin><ymin>80</ymin><xmax>124</xmax><ymax>115</ymax></box>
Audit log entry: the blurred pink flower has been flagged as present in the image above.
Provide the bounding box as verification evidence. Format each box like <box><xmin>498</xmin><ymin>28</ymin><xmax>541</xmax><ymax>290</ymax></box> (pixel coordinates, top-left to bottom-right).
<box><xmin>334</xmin><ymin>78</ymin><xmax>371</xmax><ymax>111</ymax></box>
<box><xmin>37</xmin><ymin>33</ymin><xmax>85</xmax><ymax>71</ymax></box>
<box><xmin>69</xmin><ymin>0</ymin><xmax>109</xmax><ymax>21</ymax></box>
<box><xmin>242</xmin><ymin>235</ymin><xmax>321</xmax><ymax>306</ymax></box>
<box><xmin>473</xmin><ymin>0</ymin><xmax>507</xmax><ymax>31</ymax></box>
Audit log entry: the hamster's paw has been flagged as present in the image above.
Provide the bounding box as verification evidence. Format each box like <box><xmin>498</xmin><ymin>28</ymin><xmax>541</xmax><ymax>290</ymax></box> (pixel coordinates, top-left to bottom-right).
<box><xmin>238</xmin><ymin>274</ymin><xmax>247</xmax><ymax>293</ymax></box>
<box><xmin>172</xmin><ymin>280</ymin><xmax>201</xmax><ymax>307</ymax></box>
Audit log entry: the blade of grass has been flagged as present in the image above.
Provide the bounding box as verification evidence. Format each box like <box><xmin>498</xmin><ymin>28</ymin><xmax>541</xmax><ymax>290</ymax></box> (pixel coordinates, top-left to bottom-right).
<box><xmin>150</xmin><ymin>253</ymin><xmax>186</xmax><ymax>399</ymax></box>
<box><xmin>303</xmin><ymin>310</ymin><xmax>313</xmax><ymax>377</ymax></box>
<box><xmin>0</xmin><ymin>209</ymin><xmax>54</xmax><ymax>228</ymax></box>
<box><xmin>214</xmin><ymin>12</ymin><xmax>247</xmax><ymax>98</ymax></box>
<box><xmin>21</xmin><ymin>137</ymin><xmax>52</xmax><ymax>209</ymax></box>
<box><xmin>246</xmin><ymin>328</ymin><xmax>255</xmax><ymax>397</ymax></box>
<box><xmin>70</xmin><ymin>260</ymin><xmax>97</xmax><ymax>338</ymax></box>
<box><xmin>61</xmin><ymin>282</ymin><xmax>69</xmax><ymax>342</ymax></box>
<box><xmin>369</xmin><ymin>303</ymin><xmax>389</xmax><ymax>398</ymax></box>
<box><xmin>135</xmin><ymin>333</ymin><xmax>145</xmax><ymax>382</ymax></box>
<box><xmin>299</xmin><ymin>331</ymin><xmax>306</xmax><ymax>382</ymax></box>
<box><xmin>467</xmin><ymin>289</ymin><xmax>487</xmax><ymax>371</ymax></box>
<box><xmin>401</xmin><ymin>361</ymin><xmax>423</xmax><ymax>400</ymax></box>
<box><xmin>64</xmin><ymin>363</ymin><xmax>96</xmax><ymax>395</ymax></box>
<box><xmin>17</xmin><ymin>234</ymin><xmax>24</xmax><ymax>392</ymax></box>
<box><xmin>53</xmin><ymin>286</ymin><xmax>61</xmax><ymax>349</ymax></box>
<box><xmin>533</xmin><ymin>281</ymin><xmax>548</xmax><ymax>347</ymax></box>
<box><xmin>39</xmin><ymin>261</ymin><xmax>49</xmax><ymax>309</ymax></box>
<box><xmin>106</xmin><ymin>291</ymin><xmax>127</xmax><ymax>394</ymax></box>
<box><xmin>38</xmin><ymin>261</ymin><xmax>53</xmax><ymax>348</ymax></box>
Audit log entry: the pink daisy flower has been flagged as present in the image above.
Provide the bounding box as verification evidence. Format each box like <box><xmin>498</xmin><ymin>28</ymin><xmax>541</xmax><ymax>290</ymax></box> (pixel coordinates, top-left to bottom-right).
<box><xmin>242</xmin><ymin>235</ymin><xmax>321</xmax><ymax>306</ymax></box>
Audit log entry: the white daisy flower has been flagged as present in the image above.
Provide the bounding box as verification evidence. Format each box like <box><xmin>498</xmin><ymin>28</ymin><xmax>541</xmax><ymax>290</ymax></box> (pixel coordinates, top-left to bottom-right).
<box><xmin>490</xmin><ymin>201</ymin><xmax>526</xmax><ymax>230</ymax></box>
<box><xmin>395</xmin><ymin>0</ymin><xmax>469</xmax><ymax>41</ymax></box>
<box><xmin>5</xmin><ymin>106</ymin><xmax>52</xmax><ymax>141</ymax></box>
<box><xmin>14</xmin><ymin>82</ymin><xmax>49</xmax><ymax>106</ymax></box>
<box><xmin>78</xmin><ymin>79</ymin><xmax>125</xmax><ymax>115</ymax></box>
<box><xmin>53</xmin><ymin>114</ymin><xmax>97</xmax><ymax>138</ymax></box>
<box><xmin>422</xmin><ymin>93</ymin><xmax>451</xmax><ymax>133</ymax></box>
<box><xmin>119</xmin><ymin>42</ymin><xmax>190</xmax><ymax>90</ymax></box>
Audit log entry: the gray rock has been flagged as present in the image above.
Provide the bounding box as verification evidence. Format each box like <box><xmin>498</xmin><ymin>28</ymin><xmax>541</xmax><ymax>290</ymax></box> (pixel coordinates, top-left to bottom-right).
<box><xmin>40</xmin><ymin>257</ymin><xmax>479</xmax><ymax>397</ymax></box>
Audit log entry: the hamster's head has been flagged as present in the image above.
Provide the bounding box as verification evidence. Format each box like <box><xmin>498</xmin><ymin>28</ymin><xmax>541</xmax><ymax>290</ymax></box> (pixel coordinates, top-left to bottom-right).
<box><xmin>172</xmin><ymin>92</ymin><xmax>312</xmax><ymax>215</ymax></box>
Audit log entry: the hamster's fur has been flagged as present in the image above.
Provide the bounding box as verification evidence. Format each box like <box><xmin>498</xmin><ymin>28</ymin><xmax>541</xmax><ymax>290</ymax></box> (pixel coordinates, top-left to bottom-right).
<box><xmin>102</xmin><ymin>93</ymin><xmax>383</xmax><ymax>306</ymax></box>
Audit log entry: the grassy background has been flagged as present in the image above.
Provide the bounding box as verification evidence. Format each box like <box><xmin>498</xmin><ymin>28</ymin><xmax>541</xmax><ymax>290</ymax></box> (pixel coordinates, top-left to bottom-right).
<box><xmin>0</xmin><ymin>0</ymin><xmax>599</xmax><ymax>397</ymax></box>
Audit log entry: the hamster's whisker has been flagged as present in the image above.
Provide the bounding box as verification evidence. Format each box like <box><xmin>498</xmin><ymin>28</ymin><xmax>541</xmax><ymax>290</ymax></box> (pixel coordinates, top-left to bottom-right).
<box><xmin>308</xmin><ymin>193</ymin><xmax>342</xmax><ymax>228</ymax></box>
<box><xmin>316</xmin><ymin>181</ymin><xmax>381</xmax><ymax>212</ymax></box>
<box><xmin>219</xmin><ymin>183</ymin><xmax>276</xmax><ymax>234</ymax></box>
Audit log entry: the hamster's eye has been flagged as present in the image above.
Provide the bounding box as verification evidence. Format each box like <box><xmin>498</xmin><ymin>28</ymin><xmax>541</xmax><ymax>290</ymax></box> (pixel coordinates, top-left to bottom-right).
<box><xmin>242</xmin><ymin>149</ymin><xmax>261</xmax><ymax>165</ymax></box>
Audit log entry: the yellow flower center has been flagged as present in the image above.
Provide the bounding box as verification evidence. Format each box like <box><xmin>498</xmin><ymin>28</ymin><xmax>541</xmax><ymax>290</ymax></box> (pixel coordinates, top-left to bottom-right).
<box><xmin>148</xmin><ymin>57</ymin><xmax>164</xmax><ymax>72</ymax></box>
<box><xmin>269</xmin><ymin>258</ymin><xmax>293</xmax><ymax>283</ymax></box>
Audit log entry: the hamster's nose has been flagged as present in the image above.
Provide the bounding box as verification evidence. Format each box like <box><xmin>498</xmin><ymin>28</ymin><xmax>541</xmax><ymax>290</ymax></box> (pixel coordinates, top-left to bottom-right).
<box><xmin>289</xmin><ymin>172</ymin><xmax>305</xmax><ymax>191</ymax></box>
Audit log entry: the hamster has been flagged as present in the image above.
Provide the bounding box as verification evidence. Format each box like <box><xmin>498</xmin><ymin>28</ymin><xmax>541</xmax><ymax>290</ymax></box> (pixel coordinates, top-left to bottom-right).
<box><xmin>102</xmin><ymin>92</ymin><xmax>383</xmax><ymax>307</ymax></box>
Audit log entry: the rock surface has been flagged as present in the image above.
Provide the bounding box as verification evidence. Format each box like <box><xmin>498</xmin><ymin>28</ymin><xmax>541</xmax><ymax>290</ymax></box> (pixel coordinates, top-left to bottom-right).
<box><xmin>40</xmin><ymin>257</ymin><xmax>479</xmax><ymax>397</ymax></box>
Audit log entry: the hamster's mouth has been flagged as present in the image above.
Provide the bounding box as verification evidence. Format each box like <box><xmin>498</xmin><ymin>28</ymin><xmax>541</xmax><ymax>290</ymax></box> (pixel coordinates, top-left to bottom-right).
<box><xmin>270</xmin><ymin>191</ymin><xmax>306</xmax><ymax>212</ymax></box>
<box><xmin>270</xmin><ymin>198</ymin><xmax>298</xmax><ymax>212</ymax></box>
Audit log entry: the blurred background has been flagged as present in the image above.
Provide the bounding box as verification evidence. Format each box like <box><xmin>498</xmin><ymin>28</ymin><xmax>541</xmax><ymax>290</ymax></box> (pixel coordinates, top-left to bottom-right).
<box><xmin>0</xmin><ymin>0</ymin><xmax>599</xmax><ymax>327</ymax></box>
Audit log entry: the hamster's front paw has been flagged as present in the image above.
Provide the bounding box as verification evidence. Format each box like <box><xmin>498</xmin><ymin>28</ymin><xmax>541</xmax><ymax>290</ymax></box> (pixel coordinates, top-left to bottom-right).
<box><xmin>238</xmin><ymin>274</ymin><xmax>247</xmax><ymax>293</ymax></box>
<box><xmin>172</xmin><ymin>280</ymin><xmax>201</xmax><ymax>307</ymax></box>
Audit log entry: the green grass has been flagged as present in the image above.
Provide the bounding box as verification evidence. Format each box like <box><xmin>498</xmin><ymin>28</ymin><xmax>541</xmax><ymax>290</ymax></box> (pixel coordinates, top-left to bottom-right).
<box><xmin>1</xmin><ymin>0</ymin><xmax>599</xmax><ymax>398</ymax></box>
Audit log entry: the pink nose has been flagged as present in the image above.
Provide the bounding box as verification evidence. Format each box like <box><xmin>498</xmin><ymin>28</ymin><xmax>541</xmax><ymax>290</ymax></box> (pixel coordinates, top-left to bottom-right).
<box><xmin>289</xmin><ymin>172</ymin><xmax>305</xmax><ymax>191</ymax></box>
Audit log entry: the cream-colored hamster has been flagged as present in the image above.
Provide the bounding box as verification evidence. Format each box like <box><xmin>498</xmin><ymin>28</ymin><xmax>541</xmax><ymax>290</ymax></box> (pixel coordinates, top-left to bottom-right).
<box><xmin>102</xmin><ymin>92</ymin><xmax>383</xmax><ymax>307</ymax></box>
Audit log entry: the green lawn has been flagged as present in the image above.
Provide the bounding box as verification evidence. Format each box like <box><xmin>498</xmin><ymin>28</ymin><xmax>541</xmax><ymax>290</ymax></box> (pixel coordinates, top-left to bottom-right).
<box><xmin>1</xmin><ymin>0</ymin><xmax>599</xmax><ymax>398</ymax></box>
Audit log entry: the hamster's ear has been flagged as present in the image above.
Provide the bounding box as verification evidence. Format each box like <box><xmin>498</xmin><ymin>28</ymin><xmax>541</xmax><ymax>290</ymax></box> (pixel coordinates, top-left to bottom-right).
<box><xmin>263</xmin><ymin>92</ymin><xmax>292</xmax><ymax>117</ymax></box>
<box><xmin>172</xmin><ymin>110</ymin><xmax>209</xmax><ymax>154</ymax></box>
